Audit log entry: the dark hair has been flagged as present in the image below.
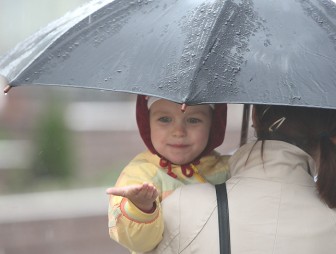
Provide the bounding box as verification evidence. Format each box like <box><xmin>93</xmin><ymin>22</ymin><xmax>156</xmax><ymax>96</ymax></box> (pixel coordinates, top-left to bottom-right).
<box><xmin>253</xmin><ymin>104</ymin><xmax>336</xmax><ymax>208</ymax></box>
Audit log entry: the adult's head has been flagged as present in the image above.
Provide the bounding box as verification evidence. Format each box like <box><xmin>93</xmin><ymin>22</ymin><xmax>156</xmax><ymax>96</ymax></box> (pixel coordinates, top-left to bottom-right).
<box><xmin>136</xmin><ymin>95</ymin><xmax>227</xmax><ymax>164</ymax></box>
<box><xmin>252</xmin><ymin>104</ymin><xmax>336</xmax><ymax>208</ymax></box>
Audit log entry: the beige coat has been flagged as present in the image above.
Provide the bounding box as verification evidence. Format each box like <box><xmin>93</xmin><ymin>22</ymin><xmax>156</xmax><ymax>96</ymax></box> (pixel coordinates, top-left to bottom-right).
<box><xmin>146</xmin><ymin>141</ymin><xmax>336</xmax><ymax>254</ymax></box>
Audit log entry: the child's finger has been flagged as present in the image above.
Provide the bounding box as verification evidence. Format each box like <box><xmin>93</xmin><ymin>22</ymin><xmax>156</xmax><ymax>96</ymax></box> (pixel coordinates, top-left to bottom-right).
<box><xmin>106</xmin><ymin>186</ymin><xmax>129</xmax><ymax>197</ymax></box>
<box><xmin>147</xmin><ymin>184</ymin><xmax>159</xmax><ymax>197</ymax></box>
<box><xmin>139</xmin><ymin>184</ymin><xmax>158</xmax><ymax>200</ymax></box>
<box><xmin>106</xmin><ymin>185</ymin><xmax>141</xmax><ymax>197</ymax></box>
<box><xmin>106</xmin><ymin>187</ymin><xmax>118</xmax><ymax>194</ymax></box>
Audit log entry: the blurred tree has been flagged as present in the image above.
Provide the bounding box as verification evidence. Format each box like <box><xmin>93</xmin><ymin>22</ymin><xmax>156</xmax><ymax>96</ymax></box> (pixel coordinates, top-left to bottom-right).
<box><xmin>29</xmin><ymin>92</ymin><xmax>75</xmax><ymax>182</ymax></box>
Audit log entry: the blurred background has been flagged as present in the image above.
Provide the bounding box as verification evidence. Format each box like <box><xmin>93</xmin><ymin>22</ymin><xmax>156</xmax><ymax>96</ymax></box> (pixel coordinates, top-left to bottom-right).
<box><xmin>0</xmin><ymin>1</ymin><xmax>252</xmax><ymax>253</ymax></box>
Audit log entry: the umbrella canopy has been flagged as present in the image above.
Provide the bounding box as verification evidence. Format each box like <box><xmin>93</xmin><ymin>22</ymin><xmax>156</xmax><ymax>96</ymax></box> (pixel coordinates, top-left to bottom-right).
<box><xmin>1</xmin><ymin>0</ymin><xmax>336</xmax><ymax>108</ymax></box>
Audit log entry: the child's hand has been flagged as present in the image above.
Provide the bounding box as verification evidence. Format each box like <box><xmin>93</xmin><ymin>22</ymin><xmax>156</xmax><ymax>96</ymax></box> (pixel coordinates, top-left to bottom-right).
<box><xmin>106</xmin><ymin>183</ymin><xmax>159</xmax><ymax>213</ymax></box>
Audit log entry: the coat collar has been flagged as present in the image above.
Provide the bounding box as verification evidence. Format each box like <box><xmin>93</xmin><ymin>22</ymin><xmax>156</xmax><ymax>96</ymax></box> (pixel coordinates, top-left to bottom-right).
<box><xmin>229</xmin><ymin>140</ymin><xmax>317</xmax><ymax>186</ymax></box>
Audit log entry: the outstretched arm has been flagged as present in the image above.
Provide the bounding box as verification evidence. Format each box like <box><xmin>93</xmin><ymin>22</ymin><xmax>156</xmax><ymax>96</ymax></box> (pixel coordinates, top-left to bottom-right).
<box><xmin>107</xmin><ymin>181</ymin><xmax>163</xmax><ymax>252</ymax></box>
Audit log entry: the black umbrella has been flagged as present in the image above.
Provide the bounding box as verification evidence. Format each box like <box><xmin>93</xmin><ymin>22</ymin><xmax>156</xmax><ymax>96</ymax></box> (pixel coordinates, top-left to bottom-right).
<box><xmin>1</xmin><ymin>0</ymin><xmax>336</xmax><ymax>110</ymax></box>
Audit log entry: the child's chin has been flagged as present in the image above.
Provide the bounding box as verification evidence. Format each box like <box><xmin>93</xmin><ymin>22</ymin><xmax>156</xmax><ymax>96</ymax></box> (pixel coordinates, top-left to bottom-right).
<box><xmin>170</xmin><ymin>158</ymin><xmax>192</xmax><ymax>165</ymax></box>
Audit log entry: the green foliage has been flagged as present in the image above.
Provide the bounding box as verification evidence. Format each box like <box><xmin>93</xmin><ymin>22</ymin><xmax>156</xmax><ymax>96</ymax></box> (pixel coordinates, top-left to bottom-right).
<box><xmin>29</xmin><ymin>93</ymin><xmax>75</xmax><ymax>183</ymax></box>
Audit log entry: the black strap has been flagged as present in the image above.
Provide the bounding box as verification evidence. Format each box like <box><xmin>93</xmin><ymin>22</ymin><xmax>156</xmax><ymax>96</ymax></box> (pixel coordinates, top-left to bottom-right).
<box><xmin>215</xmin><ymin>182</ymin><xmax>231</xmax><ymax>254</ymax></box>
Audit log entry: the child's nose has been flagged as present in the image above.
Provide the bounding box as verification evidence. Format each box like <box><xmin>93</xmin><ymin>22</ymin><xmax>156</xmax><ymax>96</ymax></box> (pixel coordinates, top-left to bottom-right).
<box><xmin>172</xmin><ymin>123</ymin><xmax>187</xmax><ymax>137</ymax></box>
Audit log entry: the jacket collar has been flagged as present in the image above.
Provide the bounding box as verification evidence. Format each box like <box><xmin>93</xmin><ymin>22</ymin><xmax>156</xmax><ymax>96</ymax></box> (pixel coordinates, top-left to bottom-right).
<box><xmin>143</xmin><ymin>150</ymin><xmax>221</xmax><ymax>170</ymax></box>
<box><xmin>229</xmin><ymin>140</ymin><xmax>316</xmax><ymax>186</ymax></box>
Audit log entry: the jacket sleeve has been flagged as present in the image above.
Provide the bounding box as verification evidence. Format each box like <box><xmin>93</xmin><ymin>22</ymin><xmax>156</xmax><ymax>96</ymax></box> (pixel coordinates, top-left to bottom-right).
<box><xmin>108</xmin><ymin>160</ymin><xmax>164</xmax><ymax>252</ymax></box>
<box><xmin>108</xmin><ymin>195</ymin><xmax>163</xmax><ymax>252</ymax></box>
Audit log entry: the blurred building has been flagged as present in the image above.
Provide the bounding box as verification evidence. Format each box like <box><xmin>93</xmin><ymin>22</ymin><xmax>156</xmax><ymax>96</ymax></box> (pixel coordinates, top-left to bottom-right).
<box><xmin>0</xmin><ymin>0</ymin><xmax>147</xmax><ymax>190</ymax></box>
<box><xmin>0</xmin><ymin>1</ymin><xmax>136</xmax><ymax>253</ymax></box>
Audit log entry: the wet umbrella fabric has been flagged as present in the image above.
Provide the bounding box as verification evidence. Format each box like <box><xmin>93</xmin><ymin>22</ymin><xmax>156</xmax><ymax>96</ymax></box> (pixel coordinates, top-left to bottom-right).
<box><xmin>1</xmin><ymin>0</ymin><xmax>336</xmax><ymax>109</ymax></box>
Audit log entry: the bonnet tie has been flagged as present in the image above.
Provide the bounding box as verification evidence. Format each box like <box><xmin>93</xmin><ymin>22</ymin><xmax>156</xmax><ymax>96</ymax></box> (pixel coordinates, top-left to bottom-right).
<box><xmin>159</xmin><ymin>158</ymin><xmax>200</xmax><ymax>178</ymax></box>
<box><xmin>181</xmin><ymin>160</ymin><xmax>200</xmax><ymax>177</ymax></box>
<box><xmin>159</xmin><ymin>159</ymin><xmax>177</xmax><ymax>178</ymax></box>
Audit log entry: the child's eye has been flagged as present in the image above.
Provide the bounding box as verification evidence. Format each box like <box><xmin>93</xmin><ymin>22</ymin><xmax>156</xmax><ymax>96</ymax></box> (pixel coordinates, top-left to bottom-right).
<box><xmin>187</xmin><ymin>118</ymin><xmax>202</xmax><ymax>124</ymax></box>
<box><xmin>158</xmin><ymin>116</ymin><xmax>172</xmax><ymax>123</ymax></box>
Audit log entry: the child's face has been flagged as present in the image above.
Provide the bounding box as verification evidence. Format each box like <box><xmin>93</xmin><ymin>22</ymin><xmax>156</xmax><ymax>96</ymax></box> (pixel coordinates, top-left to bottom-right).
<box><xmin>149</xmin><ymin>99</ymin><xmax>212</xmax><ymax>165</ymax></box>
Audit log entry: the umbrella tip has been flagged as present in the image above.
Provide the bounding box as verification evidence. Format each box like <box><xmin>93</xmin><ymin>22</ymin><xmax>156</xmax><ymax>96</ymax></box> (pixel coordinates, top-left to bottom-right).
<box><xmin>181</xmin><ymin>103</ymin><xmax>187</xmax><ymax>113</ymax></box>
<box><xmin>0</xmin><ymin>75</ymin><xmax>11</xmax><ymax>95</ymax></box>
<box><xmin>3</xmin><ymin>85</ymin><xmax>12</xmax><ymax>95</ymax></box>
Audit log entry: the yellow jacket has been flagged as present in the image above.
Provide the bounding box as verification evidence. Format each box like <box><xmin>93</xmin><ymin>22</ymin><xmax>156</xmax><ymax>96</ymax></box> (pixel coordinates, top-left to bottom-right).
<box><xmin>108</xmin><ymin>150</ymin><xmax>230</xmax><ymax>253</ymax></box>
